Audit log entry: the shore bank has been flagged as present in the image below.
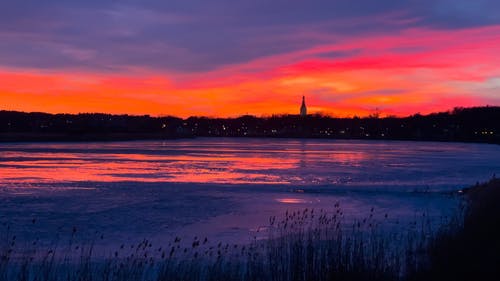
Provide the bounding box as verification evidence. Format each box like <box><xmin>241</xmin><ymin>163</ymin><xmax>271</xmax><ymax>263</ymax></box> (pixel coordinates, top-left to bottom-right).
<box><xmin>410</xmin><ymin>177</ymin><xmax>500</xmax><ymax>281</ymax></box>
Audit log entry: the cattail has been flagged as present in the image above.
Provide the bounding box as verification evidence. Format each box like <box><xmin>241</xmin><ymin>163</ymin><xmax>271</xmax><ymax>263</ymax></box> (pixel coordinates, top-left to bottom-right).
<box><xmin>169</xmin><ymin>247</ymin><xmax>175</xmax><ymax>257</ymax></box>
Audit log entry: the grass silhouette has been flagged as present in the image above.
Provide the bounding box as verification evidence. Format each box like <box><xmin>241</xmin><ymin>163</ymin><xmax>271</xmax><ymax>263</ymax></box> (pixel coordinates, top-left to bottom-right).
<box><xmin>409</xmin><ymin>177</ymin><xmax>500</xmax><ymax>281</ymax></box>
<box><xmin>2</xmin><ymin>178</ymin><xmax>499</xmax><ymax>281</ymax></box>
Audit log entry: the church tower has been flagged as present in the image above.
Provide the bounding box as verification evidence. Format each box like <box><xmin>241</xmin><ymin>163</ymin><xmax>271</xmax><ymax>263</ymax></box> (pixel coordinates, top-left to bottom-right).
<box><xmin>300</xmin><ymin>96</ymin><xmax>307</xmax><ymax>116</ymax></box>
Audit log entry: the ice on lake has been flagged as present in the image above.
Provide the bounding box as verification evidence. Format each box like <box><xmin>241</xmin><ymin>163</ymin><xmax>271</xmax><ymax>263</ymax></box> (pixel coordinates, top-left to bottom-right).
<box><xmin>1</xmin><ymin>138</ymin><xmax>500</xmax><ymax>252</ymax></box>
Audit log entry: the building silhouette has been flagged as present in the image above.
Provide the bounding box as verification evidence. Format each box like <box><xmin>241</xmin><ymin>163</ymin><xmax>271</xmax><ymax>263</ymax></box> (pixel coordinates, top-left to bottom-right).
<box><xmin>1</xmin><ymin>106</ymin><xmax>499</xmax><ymax>143</ymax></box>
<box><xmin>300</xmin><ymin>96</ymin><xmax>307</xmax><ymax>116</ymax></box>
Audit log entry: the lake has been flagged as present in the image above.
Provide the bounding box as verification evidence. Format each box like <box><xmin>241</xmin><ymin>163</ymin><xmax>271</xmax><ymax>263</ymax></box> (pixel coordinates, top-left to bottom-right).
<box><xmin>1</xmin><ymin>138</ymin><xmax>499</xmax><ymax>251</ymax></box>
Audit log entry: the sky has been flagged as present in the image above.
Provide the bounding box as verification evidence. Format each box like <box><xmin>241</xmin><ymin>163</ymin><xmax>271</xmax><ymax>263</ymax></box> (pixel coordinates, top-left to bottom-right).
<box><xmin>1</xmin><ymin>0</ymin><xmax>500</xmax><ymax>117</ymax></box>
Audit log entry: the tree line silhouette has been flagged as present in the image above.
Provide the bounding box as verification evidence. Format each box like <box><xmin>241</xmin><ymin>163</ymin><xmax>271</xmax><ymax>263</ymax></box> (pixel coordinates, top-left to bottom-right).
<box><xmin>0</xmin><ymin>106</ymin><xmax>499</xmax><ymax>143</ymax></box>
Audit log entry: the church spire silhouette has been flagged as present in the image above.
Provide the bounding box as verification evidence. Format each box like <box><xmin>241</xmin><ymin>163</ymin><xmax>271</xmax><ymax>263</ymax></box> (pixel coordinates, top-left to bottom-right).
<box><xmin>300</xmin><ymin>96</ymin><xmax>307</xmax><ymax>116</ymax></box>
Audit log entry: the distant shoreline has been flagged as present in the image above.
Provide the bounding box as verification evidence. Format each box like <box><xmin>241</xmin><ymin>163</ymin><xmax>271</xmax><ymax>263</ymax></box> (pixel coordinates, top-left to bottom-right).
<box><xmin>1</xmin><ymin>132</ymin><xmax>499</xmax><ymax>145</ymax></box>
<box><xmin>1</xmin><ymin>106</ymin><xmax>499</xmax><ymax>144</ymax></box>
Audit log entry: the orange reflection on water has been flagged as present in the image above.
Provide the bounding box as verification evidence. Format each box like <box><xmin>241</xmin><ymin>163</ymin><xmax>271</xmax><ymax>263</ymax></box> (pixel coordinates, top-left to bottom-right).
<box><xmin>328</xmin><ymin>151</ymin><xmax>367</xmax><ymax>167</ymax></box>
<box><xmin>0</xmin><ymin>140</ymin><xmax>381</xmax><ymax>188</ymax></box>
<box><xmin>0</xmin><ymin>149</ymin><xmax>299</xmax><ymax>185</ymax></box>
<box><xmin>275</xmin><ymin>198</ymin><xmax>311</xmax><ymax>204</ymax></box>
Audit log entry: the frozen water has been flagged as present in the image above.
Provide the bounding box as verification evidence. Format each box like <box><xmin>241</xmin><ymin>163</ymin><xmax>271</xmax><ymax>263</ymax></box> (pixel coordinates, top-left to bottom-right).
<box><xmin>1</xmin><ymin>138</ymin><xmax>499</xmax><ymax>253</ymax></box>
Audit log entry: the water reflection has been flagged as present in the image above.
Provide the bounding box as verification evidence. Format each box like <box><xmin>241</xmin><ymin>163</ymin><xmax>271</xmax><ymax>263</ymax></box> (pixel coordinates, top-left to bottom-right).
<box><xmin>1</xmin><ymin>147</ymin><xmax>300</xmax><ymax>184</ymax></box>
<box><xmin>1</xmin><ymin>139</ymin><xmax>499</xmax><ymax>190</ymax></box>
<box><xmin>1</xmin><ymin>139</ymin><xmax>500</xmax><ymax>249</ymax></box>
<box><xmin>276</xmin><ymin>198</ymin><xmax>312</xmax><ymax>204</ymax></box>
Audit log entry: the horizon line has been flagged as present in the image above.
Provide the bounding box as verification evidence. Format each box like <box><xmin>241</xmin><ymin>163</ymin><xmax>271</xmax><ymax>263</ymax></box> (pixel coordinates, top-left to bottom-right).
<box><xmin>2</xmin><ymin>105</ymin><xmax>499</xmax><ymax>120</ymax></box>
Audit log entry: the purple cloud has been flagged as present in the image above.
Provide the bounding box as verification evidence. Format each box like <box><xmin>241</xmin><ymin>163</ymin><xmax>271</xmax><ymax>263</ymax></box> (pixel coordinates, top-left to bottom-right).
<box><xmin>1</xmin><ymin>0</ymin><xmax>499</xmax><ymax>73</ymax></box>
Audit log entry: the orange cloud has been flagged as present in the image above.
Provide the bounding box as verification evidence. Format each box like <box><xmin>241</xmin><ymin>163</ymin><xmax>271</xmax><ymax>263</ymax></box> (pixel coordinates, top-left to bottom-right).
<box><xmin>1</xmin><ymin>26</ymin><xmax>500</xmax><ymax>118</ymax></box>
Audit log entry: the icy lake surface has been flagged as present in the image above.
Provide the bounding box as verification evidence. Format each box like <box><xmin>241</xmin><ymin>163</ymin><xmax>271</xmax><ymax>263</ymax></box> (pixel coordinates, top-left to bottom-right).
<box><xmin>1</xmin><ymin>138</ymin><xmax>500</xmax><ymax>250</ymax></box>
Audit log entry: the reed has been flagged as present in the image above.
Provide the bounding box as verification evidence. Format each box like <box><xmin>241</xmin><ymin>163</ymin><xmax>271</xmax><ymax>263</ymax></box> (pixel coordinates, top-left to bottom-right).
<box><xmin>4</xmin><ymin>179</ymin><xmax>494</xmax><ymax>281</ymax></box>
<box><xmin>409</xmin><ymin>177</ymin><xmax>500</xmax><ymax>281</ymax></box>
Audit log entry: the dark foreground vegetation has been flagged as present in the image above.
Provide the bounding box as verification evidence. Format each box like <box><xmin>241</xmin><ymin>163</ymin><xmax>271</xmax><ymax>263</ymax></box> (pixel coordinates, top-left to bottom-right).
<box><xmin>1</xmin><ymin>106</ymin><xmax>499</xmax><ymax>143</ymax></box>
<box><xmin>0</xmin><ymin>178</ymin><xmax>498</xmax><ymax>281</ymax></box>
<box><xmin>409</xmin><ymin>177</ymin><xmax>500</xmax><ymax>281</ymax></box>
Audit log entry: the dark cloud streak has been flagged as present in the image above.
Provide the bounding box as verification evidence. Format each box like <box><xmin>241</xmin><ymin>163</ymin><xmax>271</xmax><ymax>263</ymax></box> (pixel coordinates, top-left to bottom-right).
<box><xmin>1</xmin><ymin>0</ymin><xmax>499</xmax><ymax>73</ymax></box>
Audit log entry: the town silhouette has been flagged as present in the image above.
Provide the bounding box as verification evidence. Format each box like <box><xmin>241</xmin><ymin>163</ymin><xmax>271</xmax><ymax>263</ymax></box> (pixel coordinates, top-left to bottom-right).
<box><xmin>1</xmin><ymin>106</ymin><xmax>498</xmax><ymax>143</ymax></box>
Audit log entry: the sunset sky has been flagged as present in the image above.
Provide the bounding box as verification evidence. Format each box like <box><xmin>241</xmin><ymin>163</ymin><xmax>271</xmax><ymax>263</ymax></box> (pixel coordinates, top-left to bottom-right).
<box><xmin>1</xmin><ymin>0</ymin><xmax>500</xmax><ymax>117</ymax></box>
